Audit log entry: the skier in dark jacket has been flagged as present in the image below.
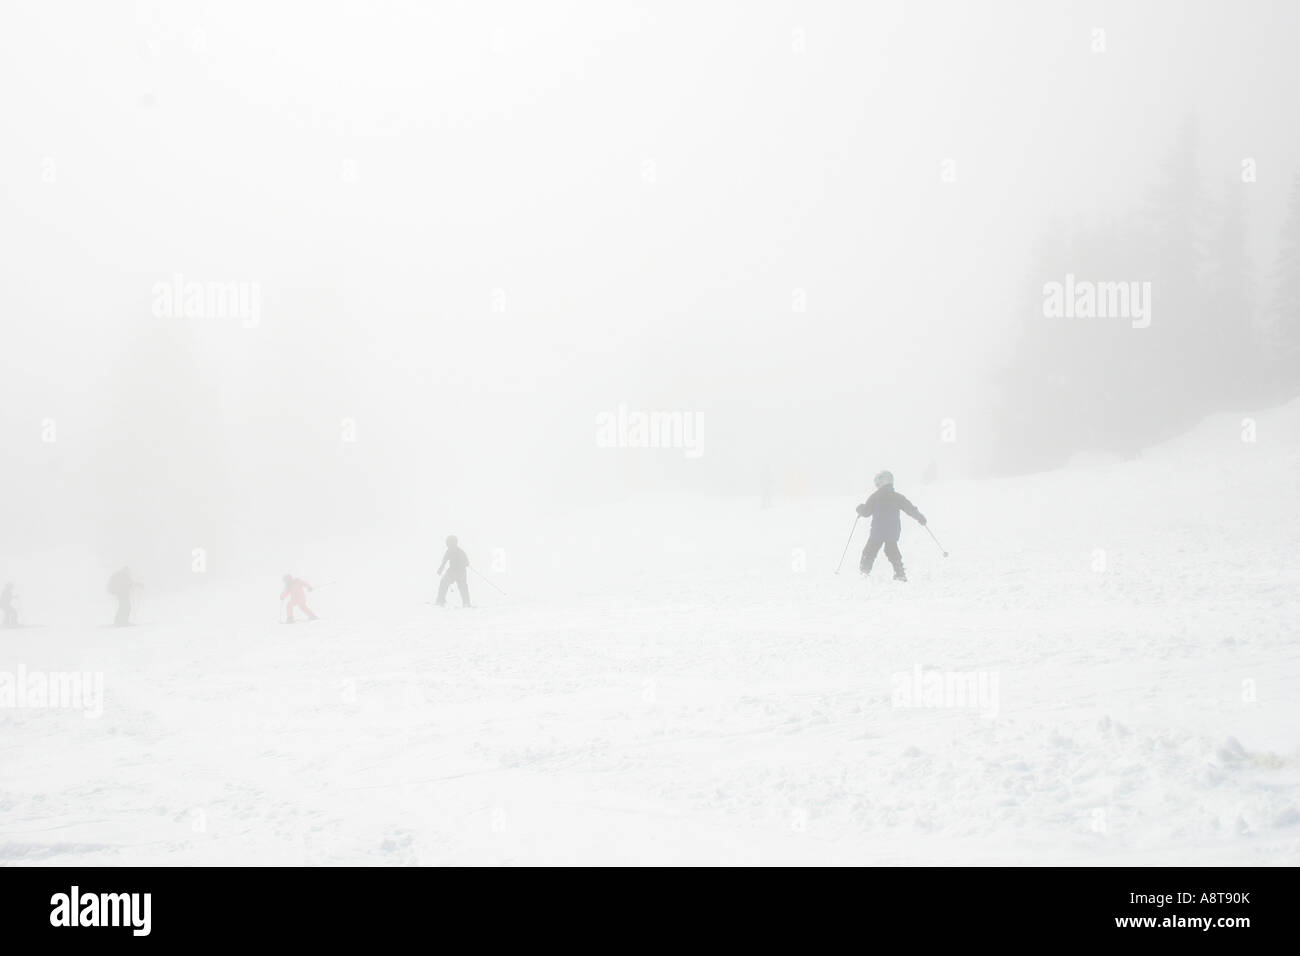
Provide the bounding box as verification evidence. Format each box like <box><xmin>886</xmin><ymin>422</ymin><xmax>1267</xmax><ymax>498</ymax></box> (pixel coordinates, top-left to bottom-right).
<box><xmin>856</xmin><ymin>470</ymin><xmax>926</xmax><ymax>581</ymax></box>
<box><xmin>107</xmin><ymin>566</ymin><xmax>140</xmax><ymax>626</ymax></box>
<box><xmin>436</xmin><ymin>535</ymin><xmax>471</xmax><ymax>607</ymax></box>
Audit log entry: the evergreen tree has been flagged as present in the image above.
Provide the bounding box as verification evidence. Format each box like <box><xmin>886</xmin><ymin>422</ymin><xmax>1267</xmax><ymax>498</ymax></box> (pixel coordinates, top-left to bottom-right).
<box><xmin>1270</xmin><ymin>175</ymin><xmax>1300</xmax><ymax>398</ymax></box>
<box><xmin>1136</xmin><ymin>116</ymin><xmax>1212</xmax><ymax>435</ymax></box>
<box><xmin>993</xmin><ymin>222</ymin><xmax>1074</xmax><ymax>473</ymax></box>
<box><xmin>91</xmin><ymin>321</ymin><xmax>229</xmax><ymax>588</ymax></box>
<box><xmin>1204</xmin><ymin>182</ymin><xmax>1259</xmax><ymax>408</ymax></box>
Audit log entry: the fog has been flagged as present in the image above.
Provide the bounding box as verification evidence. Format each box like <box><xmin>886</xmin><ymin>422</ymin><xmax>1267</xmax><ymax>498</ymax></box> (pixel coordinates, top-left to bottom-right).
<box><xmin>3</xmin><ymin>0</ymin><xmax>1299</xmax><ymax>589</ymax></box>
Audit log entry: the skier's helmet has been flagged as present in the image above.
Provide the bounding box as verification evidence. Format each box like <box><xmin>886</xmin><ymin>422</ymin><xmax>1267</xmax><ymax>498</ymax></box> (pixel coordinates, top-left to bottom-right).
<box><xmin>873</xmin><ymin>470</ymin><xmax>894</xmax><ymax>489</ymax></box>
<box><xmin>446</xmin><ymin>535</ymin><xmax>458</xmax><ymax>547</ymax></box>
<box><xmin>282</xmin><ymin>573</ymin><xmax>292</xmax><ymax>584</ymax></box>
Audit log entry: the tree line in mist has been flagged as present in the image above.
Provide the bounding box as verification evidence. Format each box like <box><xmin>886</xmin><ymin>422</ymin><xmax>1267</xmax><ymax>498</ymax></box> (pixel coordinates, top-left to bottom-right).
<box><xmin>994</xmin><ymin>118</ymin><xmax>1300</xmax><ymax>474</ymax></box>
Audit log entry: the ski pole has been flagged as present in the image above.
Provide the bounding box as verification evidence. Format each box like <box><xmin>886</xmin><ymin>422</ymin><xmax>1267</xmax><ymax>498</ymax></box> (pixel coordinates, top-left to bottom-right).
<box><xmin>834</xmin><ymin>516</ymin><xmax>860</xmax><ymax>574</ymax></box>
<box><xmin>924</xmin><ymin>525</ymin><xmax>949</xmax><ymax>557</ymax></box>
<box><xmin>469</xmin><ymin>566</ymin><xmax>507</xmax><ymax>596</ymax></box>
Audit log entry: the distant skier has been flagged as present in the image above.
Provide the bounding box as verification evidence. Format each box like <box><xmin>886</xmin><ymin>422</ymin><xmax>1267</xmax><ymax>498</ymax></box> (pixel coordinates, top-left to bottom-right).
<box><xmin>436</xmin><ymin>535</ymin><xmax>471</xmax><ymax>607</ymax></box>
<box><xmin>856</xmin><ymin>470</ymin><xmax>927</xmax><ymax>581</ymax></box>
<box><xmin>280</xmin><ymin>573</ymin><xmax>318</xmax><ymax>623</ymax></box>
<box><xmin>1</xmin><ymin>582</ymin><xmax>17</xmax><ymax>628</ymax></box>
<box><xmin>107</xmin><ymin>566</ymin><xmax>140</xmax><ymax>626</ymax></box>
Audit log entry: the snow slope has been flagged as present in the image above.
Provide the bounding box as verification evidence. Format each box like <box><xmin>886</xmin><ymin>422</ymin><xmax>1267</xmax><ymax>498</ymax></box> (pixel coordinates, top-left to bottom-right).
<box><xmin>2</xmin><ymin>402</ymin><xmax>1298</xmax><ymax>865</ymax></box>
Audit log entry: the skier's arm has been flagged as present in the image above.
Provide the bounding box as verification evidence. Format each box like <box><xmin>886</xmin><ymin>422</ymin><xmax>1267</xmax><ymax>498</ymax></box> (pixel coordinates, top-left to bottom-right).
<box><xmin>899</xmin><ymin>495</ymin><xmax>927</xmax><ymax>525</ymax></box>
<box><xmin>437</xmin><ymin>550</ymin><xmax>449</xmax><ymax>574</ymax></box>
<box><xmin>855</xmin><ymin>501</ymin><xmax>874</xmax><ymax>517</ymax></box>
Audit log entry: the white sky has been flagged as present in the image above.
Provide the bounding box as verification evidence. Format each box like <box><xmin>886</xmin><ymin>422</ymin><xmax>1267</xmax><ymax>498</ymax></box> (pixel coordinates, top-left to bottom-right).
<box><xmin>2</xmin><ymin>0</ymin><xmax>1298</xmax><ymax>572</ymax></box>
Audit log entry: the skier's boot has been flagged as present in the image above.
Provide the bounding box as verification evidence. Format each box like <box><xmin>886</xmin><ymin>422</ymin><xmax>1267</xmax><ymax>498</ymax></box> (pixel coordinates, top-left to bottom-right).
<box><xmin>893</xmin><ymin>568</ymin><xmax>908</xmax><ymax>582</ymax></box>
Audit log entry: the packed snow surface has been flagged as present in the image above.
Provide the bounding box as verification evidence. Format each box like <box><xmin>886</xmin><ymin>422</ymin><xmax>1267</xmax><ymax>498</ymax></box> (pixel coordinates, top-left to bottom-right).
<box><xmin>3</xmin><ymin>404</ymin><xmax>1298</xmax><ymax>865</ymax></box>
